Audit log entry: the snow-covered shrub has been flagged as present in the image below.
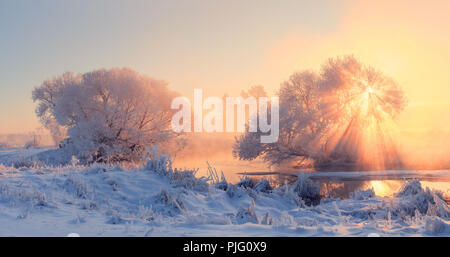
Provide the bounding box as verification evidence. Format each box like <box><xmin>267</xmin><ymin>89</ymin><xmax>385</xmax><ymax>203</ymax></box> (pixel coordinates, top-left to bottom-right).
<box><xmin>178</xmin><ymin>173</ymin><xmax>207</xmax><ymax>191</ymax></box>
<box><xmin>234</xmin><ymin>200</ymin><xmax>258</xmax><ymax>224</ymax></box>
<box><xmin>226</xmin><ymin>184</ymin><xmax>237</xmax><ymax>198</ymax></box>
<box><xmin>32</xmin><ymin>68</ymin><xmax>181</xmax><ymax>163</ymax></box>
<box><xmin>395</xmin><ymin>180</ymin><xmax>424</xmax><ymax>197</ymax></box>
<box><xmin>424</xmin><ymin>216</ymin><xmax>448</xmax><ymax>235</ymax></box>
<box><xmin>236</xmin><ymin>176</ymin><xmax>256</xmax><ymax>189</ymax></box>
<box><xmin>154</xmin><ymin>188</ymin><xmax>186</xmax><ymax>216</ymax></box>
<box><xmin>254</xmin><ymin>178</ymin><xmax>273</xmax><ymax>193</ymax></box>
<box><xmin>64</xmin><ymin>174</ymin><xmax>89</xmax><ymax>199</ymax></box>
<box><xmin>273</xmin><ymin>211</ymin><xmax>297</xmax><ymax>227</ymax></box>
<box><xmin>426</xmin><ymin>193</ymin><xmax>450</xmax><ymax>218</ymax></box>
<box><xmin>11</xmin><ymin>158</ymin><xmax>42</xmax><ymax>169</ymax></box>
<box><xmin>206</xmin><ymin>162</ymin><xmax>221</xmax><ymax>184</ymax></box>
<box><xmin>215</xmin><ymin>177</ymin><xmax>228</xmax><ymax>191</ymax></box>
<box><xmin>276</xmin><ymin>183</ymin><xmax>306</xmax><ymax>208</ymax></box>
<box><xmin>389</xmin><ymin>180</ymin><xmax>449</xmax><ymax>219</ymax></box>
<box><xmin>141</xmin><ymin>147</ymin><xmax>209</xmax><ymax>191</ymax></box>
<box><xmin>225</xmin><ymin>184</ymin><xmax>246</xmax><ymax>198</ymax></box>
<box><xmin>350</xmin><ymin>188</ymin><xmax>375</xmax><ymax>200</ymax></box>
<box><xmin>137</xmin><ymin>205</ymin><xmax>157</xmax><ymax>222</ymax></box>
<box><xmin>171</xmin><ymin>169</ymin><xmax>209</xmax><ymax>192</ymax></box>
<box><xmin>0</xmin><ymin>182</ymin><xmax>47</xmax><ymax>208</ymax></box>
<box><xmin>291</xmin><ymin>173</ymin><xmax>321</xmax><ymax>206</ymax></box>
<box><xmin>207</xmin><ymin>162</ymin><xmax>228</xmax><ymax>190</ymax></box>
<box><xmin>31</xmin><ymin>148</ymin><xmax>80</xmax><ymax>167</ymax></box>
<box><xmin>140</xmin><ymin>146</ymin><xmax>175</xmax><ymax>176</ymax></box>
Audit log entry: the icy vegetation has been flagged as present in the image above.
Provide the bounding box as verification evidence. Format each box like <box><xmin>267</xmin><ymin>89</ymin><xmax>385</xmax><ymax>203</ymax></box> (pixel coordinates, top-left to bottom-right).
<box><xmin>0</xmin><ymin>147</ymin><xmax>448</xmax><ymax>236</ymax></box>
<box><xmin>32</xmin><ymin>68</ymin><xmax>181</xmax><ymax>163</ymax></box>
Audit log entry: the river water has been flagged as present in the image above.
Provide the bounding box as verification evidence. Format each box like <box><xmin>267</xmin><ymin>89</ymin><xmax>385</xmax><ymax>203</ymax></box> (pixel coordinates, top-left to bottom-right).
<box><xmin>174</xmin><ymin>155</ymin><xmax>450</xmax><ymax>201</ymax></box>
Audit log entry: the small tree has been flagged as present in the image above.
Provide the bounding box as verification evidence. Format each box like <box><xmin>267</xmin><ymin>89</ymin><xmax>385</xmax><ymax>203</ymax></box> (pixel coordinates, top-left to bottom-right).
<box><xmin>32</xmin><ymin>68</ymin><xmax>181</xmax><ymax>163</ymax></box>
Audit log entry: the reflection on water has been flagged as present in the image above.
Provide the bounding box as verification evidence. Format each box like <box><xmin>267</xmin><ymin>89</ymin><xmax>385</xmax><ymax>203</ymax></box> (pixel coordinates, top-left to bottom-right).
<box><xmin>318</xmin><ymin>180</ymin><xmax>450</xmax><ymax>201</ymax></box>
<box><xmin>174</xmin><ymin>156</ymin><xmax>450</xmax><ymax>201</ymax></box>
<box><xmin>275</xmin><ymin>173</ymin><xmax>450</xmax><ymax>201</ymax></box>
<box><xmin>367</xmin><ymin>180</ymin><xmax>402</xmax><ymax>197</ymax></box>
<box><xmin>317</xmin><ymin>180</ymin><xmax>405</xmax><ymax>199</ymax></box>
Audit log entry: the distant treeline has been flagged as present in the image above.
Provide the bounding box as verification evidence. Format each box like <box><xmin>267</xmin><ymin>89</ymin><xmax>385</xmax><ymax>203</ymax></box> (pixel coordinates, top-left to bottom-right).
<box><xmin>0</xmin><ymin>133</ymin><xmax>53</xmax><ymax>148</ymax></box>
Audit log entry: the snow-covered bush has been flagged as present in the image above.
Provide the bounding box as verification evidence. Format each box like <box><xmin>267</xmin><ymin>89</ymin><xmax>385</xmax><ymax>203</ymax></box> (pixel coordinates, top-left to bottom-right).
<box><xmin>137</xmin><ymin>205</ymin><xmax>158</xmax><ymax>222</ymax></box>
<box><xmin>154</xmin><ymin>188</ymin><xmax>186</xmax><ymax>216</ymax></box>
<box><xmin>140</xmin><ymin>146</ymin><xmax>209</xmax><ymax>191</ymax></box>
<box><xmin>206</xmin><ymin>162</ymin><xmax>228</xmax><ymax>190</ymax></box>
<box><xmin>350</xmin><ymin>188</ymin><xmax>375</xmax><ymax>200</ymax></box>
<box><xmin>389</xmin><ymin>180</ymin><xmax>449</xmax><ymax>219</ymax></box>
<box><xmin>234</xmin><ymin>200</ymin><xmax>258</xmax><ymax>224</ymax></box>
<box><xmin>291</xmin><ymin>172</ymin><xmax>321</xmax><ymax>206</ymax></box>
<box><xmin>10</xmin><ymin>157</ymin><xmax>43</xmax><ymax>169</ymax></box>
<box><xmin>140</xmin><ymin>146</ymin><xmax>175</xmax><ymax>176</ymax></box>
<box><xmin>395</xmin><ymin>180</ymin><xmax>424</xmax><ymax>197</ymax></box>
<box><xmin>0</xmin><ymin>182</ymin><xmax>48</xmax><ymax>208</ymax></box>
<box><xmin>426</xmin><ymin>194</ymin><xmax>450</xmax><ymax>218</ymax></box>
<box><xmin>236</xmin><ymin>176</ymin><xmax>256</xmax><ymax>189</ymax></box>
<box><xmin>226</xmin><ymin>184</ymin><xmax>246</xmax><ymax>198</ymax></box>
<box><xmin>424</xmin><ymin>216</ymin><xmax>449</xmax><ymax>235</ymax></box>
<box><xmin>64</xmin><ymin>174</ymin><xmax>90</xmax><ymax>199</ymax></box>
<box><xmin>32</xmin><ymin>68</ymin><xmax>181</xmax><ymax>163</ymax></box>
<box><xmin>254</xmin><ymin>178</ymin><xmax>273</xmax><ymax>193</ymax></box>
<box><xmin>170</xmin><ymin>170</ymin><xmax>209</xmax><ymax>192</ymax></box>
<box><xmin>214</xmin><ymin>175</ymin><xmax>228</xmax><ymax>191</ymax></box>
<box><xmin>276</xmin><ymin>183</ymin><xmax>306</xmax><ymax>208</ymax></box>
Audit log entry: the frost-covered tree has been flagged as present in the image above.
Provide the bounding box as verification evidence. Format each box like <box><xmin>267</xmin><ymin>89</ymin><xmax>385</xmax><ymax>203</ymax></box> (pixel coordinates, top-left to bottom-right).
<box><xmin>234</xmin><ymin>56</ymin><xmax>406</xmax><ymax>170</ymax></box>
<box><xmin>32</xmin><ymin>68</ymin><xmax>180</xmax><ymax>163</ymax></box>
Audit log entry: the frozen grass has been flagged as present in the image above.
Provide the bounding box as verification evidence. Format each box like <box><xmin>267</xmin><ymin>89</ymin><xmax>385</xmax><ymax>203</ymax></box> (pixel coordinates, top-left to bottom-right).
<box><xmin>0</xmin><ymin>148</ymin><xmax>448</xmax><ymax>236</ymax></box>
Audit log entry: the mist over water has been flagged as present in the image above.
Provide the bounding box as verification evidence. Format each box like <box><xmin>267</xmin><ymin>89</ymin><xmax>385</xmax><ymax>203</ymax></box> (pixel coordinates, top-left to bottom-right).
<box><xmin>173</xmin><ymin>131</ymin><xmax>450</xmax><ymax>201</ymax></box>
<box><xmin>173</xmin><ymin>57</ymin><xmax>450</xmax><ymax>181</ymax></box>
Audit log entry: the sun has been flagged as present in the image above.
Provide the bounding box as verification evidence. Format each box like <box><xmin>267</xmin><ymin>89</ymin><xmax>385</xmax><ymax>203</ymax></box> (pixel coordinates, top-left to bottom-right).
<box><xmin>327</xmin><ymin>72</ymin><xmax>405</xmax><ymax>170</ymax></box>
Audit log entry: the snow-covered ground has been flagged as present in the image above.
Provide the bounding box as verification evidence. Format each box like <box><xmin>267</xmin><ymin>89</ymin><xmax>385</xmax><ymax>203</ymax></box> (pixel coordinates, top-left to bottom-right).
<box><xmin>0</xmin><ymin>147</ymin><xmax>449</xmax><ymax>237</ymax></box>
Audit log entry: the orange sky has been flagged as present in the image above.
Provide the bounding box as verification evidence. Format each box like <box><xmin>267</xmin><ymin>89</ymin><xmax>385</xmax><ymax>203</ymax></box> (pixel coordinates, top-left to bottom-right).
<box><xmin>255</xmin><ymin>0</ymin><xmax>450</xmax><ymax>167</ymax></box>
<box><xmin>1</xmin><ymin>1</ymin><xmax>449</xmax><ymax>166</ymax></box>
